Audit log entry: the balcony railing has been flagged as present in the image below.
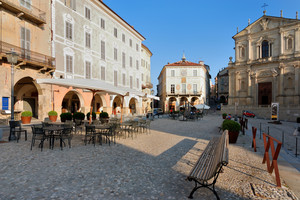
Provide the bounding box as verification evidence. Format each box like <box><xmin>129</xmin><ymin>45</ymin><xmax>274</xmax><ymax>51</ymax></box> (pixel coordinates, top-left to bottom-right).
<box><xmin>142</xmin><ymin>82</ymin><xmax>153</xmax><ymax>89</ymax></box>
<box><xmin>0</xmin><ymin>0</ymin><xmax>46</xmax><ymax>25</ymax></box>
<box><xmin>0</xmin><ymin>41</ymin><xmax>55</xmax><ymax>69</ymax></box>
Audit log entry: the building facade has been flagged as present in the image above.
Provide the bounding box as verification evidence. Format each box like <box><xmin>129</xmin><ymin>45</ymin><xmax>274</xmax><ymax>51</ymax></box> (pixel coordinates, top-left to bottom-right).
<box><xmin>0</xmin><ymin>0</ymin><xmax>55</xmax><ymax>120</ymax></box>
<box><xmin>141</xmin><ymin>44</ymin><xmax>153</xmax><ymax>113</ymax></box>
<box><xmin>225</xmin><ymin>12</ymin><xmax>300</xmax><ymax>121</ymax></box>
<box><xmin>215</xmin><ymin>68</ymin><xmax>229</xmax><ymax>104</ymax></box>
<box><xmin>47</xmin><ymin>0</ymin><xmax>151</xmax><ymax>118</ymax></box>
<box><xmin>157</xmin><ymin>55</ymin><xmax>211</xmax><ymax>112</ymax></box>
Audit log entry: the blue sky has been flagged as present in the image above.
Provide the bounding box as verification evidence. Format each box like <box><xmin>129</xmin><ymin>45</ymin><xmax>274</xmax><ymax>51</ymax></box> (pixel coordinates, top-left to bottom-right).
<box><xmin>104</xmin><ymin>0</ymin><xmax>300</xmax><ymax>92</ymax></box>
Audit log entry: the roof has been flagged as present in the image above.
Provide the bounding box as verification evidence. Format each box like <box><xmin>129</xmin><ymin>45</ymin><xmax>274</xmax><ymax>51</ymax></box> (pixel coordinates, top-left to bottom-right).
<box><xmin>142</xmin><ymin>44</ymin><xmax>153</xmax><ymax>56</ymax></box>
<box><xmin>165</xmin><ymin>60</ymin><xmax>203</xmax><ymax>66</ymax></box>
<box><xmin>98</xmin><ymin>0</ymin><xmax>145</xmax><ymax>40</ymax></box>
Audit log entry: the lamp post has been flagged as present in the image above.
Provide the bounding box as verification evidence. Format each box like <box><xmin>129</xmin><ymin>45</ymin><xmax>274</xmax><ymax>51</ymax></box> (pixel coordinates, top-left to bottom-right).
<box><xmin>6</xmin><ymin>49</ymin><xmax>19</xmax><ymax>141</ymax></box>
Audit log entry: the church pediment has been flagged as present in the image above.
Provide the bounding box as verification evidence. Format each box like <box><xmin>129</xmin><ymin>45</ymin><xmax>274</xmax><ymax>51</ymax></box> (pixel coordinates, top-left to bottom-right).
<box><xmin>233</xmin><ymin>15</ymin><xmax>299</xmax><ymax>38</ymax></box>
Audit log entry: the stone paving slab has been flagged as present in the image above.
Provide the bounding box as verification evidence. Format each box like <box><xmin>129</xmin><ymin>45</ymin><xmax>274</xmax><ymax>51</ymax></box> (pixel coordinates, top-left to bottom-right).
<box><xmin>0</xmin><ymin>114</ymin><xmax>298</xmax><ymax>199</ymax></box>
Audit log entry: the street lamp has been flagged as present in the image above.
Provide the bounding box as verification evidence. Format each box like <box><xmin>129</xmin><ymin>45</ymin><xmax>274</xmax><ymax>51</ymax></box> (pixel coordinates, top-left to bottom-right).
<box><xmin>6</xmin><ymin>48</ymin><xmax>19</xmax><ymax>141</ymax></box>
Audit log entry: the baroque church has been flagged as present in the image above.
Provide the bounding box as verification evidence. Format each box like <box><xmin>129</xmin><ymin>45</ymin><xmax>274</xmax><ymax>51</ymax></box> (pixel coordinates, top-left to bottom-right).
<box><xmin>225</xmin><ymin>11</ymin><xmax>300</xmax><ymax>121</ymax></box>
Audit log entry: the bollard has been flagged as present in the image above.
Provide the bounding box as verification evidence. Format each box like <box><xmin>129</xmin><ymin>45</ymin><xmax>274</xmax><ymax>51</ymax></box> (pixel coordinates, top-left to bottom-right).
<box><xmin>282</xmin><ymin>131</ymin><xmax>284</xmax><ymax>148</ymax></box>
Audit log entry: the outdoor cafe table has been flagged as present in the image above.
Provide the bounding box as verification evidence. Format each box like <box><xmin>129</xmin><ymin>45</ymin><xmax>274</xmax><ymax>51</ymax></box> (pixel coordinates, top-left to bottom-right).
<box><xmin>93</xmin><ymin>124</ymin><xmax>111</xmax><ymax>145</ymax></box>
<box><xmin>43</xmin><ymin>126</ymin><xmax>64</xmax><ymax>149</ymax></box>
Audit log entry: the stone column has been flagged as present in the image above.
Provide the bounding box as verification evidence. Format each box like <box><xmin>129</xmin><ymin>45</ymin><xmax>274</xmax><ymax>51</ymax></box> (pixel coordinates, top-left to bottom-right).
<box><xmin>279</xmin><ymin>64</ymin><xmax>284</xmax><ymax>96</ymax></box>
<box><xmin>295</xmin><ymin>28</ymin><xmax>300</xmax><ymax>53</ymax></box>
<box><xmin>280</xmin><ymin>29</ymin><xmax>284</xmax><ymax>55</ymax></box>
<box><xmin>228</xmin><ymin>71</ymin><xmax>234</xmax><ymax>105</ymax></box>
<box><xmin>247</xmin><ymin>36</ymin><xmax>252</xmax><ymax>61</ymax></box>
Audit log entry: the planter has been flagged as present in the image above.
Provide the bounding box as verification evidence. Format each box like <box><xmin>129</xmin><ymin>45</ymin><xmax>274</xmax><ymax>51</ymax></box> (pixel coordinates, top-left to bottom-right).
<box><xmin>49</xmin><ymin>115</ymin><xmax>57</xmax><ymax>122</ymax></box>
<box><xmin>228</xmin><ymin>131</ymin><xmax>239</xmax><ymax>143</ymax></box>
<box><xmin>21</xmin><ymin>116</ymin><xmax>32</xmax><ymax>124</ymax></box>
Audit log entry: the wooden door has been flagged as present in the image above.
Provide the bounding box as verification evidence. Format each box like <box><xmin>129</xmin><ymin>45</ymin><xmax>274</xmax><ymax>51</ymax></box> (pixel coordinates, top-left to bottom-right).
<box><xmin>258</xmin><ymin>82</ymin><xmax>272</xmax><ymax>105</ymax></box>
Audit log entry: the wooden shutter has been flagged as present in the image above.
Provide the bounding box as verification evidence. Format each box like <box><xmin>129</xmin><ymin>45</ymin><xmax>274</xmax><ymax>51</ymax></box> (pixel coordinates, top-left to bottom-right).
<box><xmin>101</xmin><ymin>41</ymin><xmax>105</xmax><ymax>59</ymax></box>
<box><xmin>114</xmin><ymin>71</ymin><xmax>118</xmax><ymax>86</ymax></box>
<box><xmin>101</xmin><ymin>66</ymin><xmax>105</xmax><ymax>80</ymax></box>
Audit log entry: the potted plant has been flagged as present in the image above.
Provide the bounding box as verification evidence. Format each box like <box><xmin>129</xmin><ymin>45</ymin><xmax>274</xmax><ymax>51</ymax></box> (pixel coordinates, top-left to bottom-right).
<box><xmin>21</xmin><ymin>111</ymin><xmax>32</xmax><ymax>124</ymax></box>
<box><xmin>48</xmin><ymin>111</ymin><xmax>58</xmax><ymax>122</ymax></box>
<box><xmin>222</xmin><ymin>113</ymin><xmax>227</xmax><ymax>119</ymax></box>
<box><xmin>60</xmin><ymin>112</ymin><xmax>72</xmax><ymax>122</ymax></box>
<box><xmin>73</xmin><ymin>112</ymin><xmax>85</xmax><ymax>121</ymax></box>
<box><xmin>99</xmin><ymin>111</ymin><xmax>109</xmax><ymax>123</ymax></box>
<box><xmin>222</xmin><ymin>119</ymin><xmax>241</xmax><ymax>143</ymax></box>
<box><xmin>87</xmin><ymin>112</ymin><xmax>96</xmax><ymax>121</ymax></box>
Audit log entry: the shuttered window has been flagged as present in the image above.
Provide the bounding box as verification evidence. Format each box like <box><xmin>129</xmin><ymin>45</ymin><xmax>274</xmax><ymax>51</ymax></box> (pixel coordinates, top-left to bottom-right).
<box><xmin>101</xmin><ymin>66</ymin><xmax>105</xmax><ymax>80</ymax></box>
<box><xmin>65</xmin><ymin>0</ymin><xmax>76</xmax><ymax>10</ymax></box>
<box><xmin>85</xmin><ymin>7</ymin><xmax>90</xmax><ymax>20</ymax></box>
<box><xmin>137</xmin><ymin>78</ymin><xmax>139</xmax><ymax>89</ymax></box>
<box><xmin>130</xmin><ymin>56</ymin><xmax>133</xmax><ymax>67</ymax></box>
<box><xmin>85</xmin><ymin>61</ymin><xmax>91</xmax><ymax>79</ymax></box>
<box><xmin>114</xmin><ymin>48</ymin><xmax>117</xmax><ymax>61</ymax></box>
<box><xmin>85</xmin><ymin>32</ymin><xmax>91</xmax><ymax>48</ymax></box>
<box><xmin>21</xmin><ymin>27</ymin><xmax>30</xmax><ymax>59</ymax></box>
<box><xmin>2</xmin><ymin>97</ymin><xmax>9</xmax><ymax>110</ymax></box>
<box><xmin>66</xmin><ymin>55</ymin><xmax>73</xmax><ymax>73</ymax></box>
<box><xmin>130</xmin><ymin>76</ymin><xmax>133</xmax><ymax>89</ymax></box>
<box><xmin>114</xmin><ymin>71</ymin><xmax>118</xmax><ymax>86</ymax></box>
<box><xmin>100</xmin><ymin>18</ymin><xmax>105</xmax><ymax>29</ymax></box>
<box><xmin>136</xmin><ymin>60</ymin><xmax>139</xmax><ymax>70</ymax></box>
<box><xmin>122</xmin><ymin>73</ymin><xmax>126</xmax><ymax>85</ymax></box>
<box><xmin>20</xmin><ymin>0</ymin><xmax>31</xmax><ymax>9</ymax></box>
<box><xmin>101</xmin><ymin>41</ymin><xmax>105</xmax><ymax>60</ymax></box>
<box><xmin>66</xmin><ymin>21</ymin><xmax>72</xmax><ymax>40</ymax></box>
<box><xmin>122</xmin><ymin>52</ymin><xmax>125</xmax><ymax>68</ymax></box>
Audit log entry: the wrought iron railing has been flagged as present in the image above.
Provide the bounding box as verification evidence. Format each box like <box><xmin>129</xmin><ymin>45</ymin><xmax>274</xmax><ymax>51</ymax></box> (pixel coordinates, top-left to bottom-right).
<box><xmin>0</xmin><ymin>41</ymin><xmax>55</xmax><ymax>68</ymax></box>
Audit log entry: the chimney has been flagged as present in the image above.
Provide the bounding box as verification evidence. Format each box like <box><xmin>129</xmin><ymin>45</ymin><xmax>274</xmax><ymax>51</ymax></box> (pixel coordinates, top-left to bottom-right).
<box><xmin>198</xmin><ymin>61</ymin><xmax>204</xmax><ymax>65</ymax></box>
<box><xmin>280</xmin><ymin>10</ymin><xmax>283</xmax><ymax>17</ymax></box>
<box><xmin>248</xmin><ymin>19</ymin><xmax>250</xmax><ymax>25</ymax></box>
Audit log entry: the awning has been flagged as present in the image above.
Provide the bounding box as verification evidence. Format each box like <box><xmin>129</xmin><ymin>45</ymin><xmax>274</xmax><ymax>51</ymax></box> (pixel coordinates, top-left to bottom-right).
<box><xmin>146</xmin><ymin>94</ymin><xmax>160</xmax><ymax>101</ymax></box>
<box><xmin>36</xmin><ymin>78</ymin><xmax>142</xmax><ymax>96</ymax></box>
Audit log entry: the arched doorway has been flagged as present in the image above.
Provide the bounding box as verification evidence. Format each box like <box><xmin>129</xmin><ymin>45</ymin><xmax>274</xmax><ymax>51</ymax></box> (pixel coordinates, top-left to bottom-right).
<box><xmin>220</xmin><ymin>96</ymin><xmax>226</xmax><ymax>104</ymax></box>
<box><xmin>191</xmin><ymin>97</ymin><xmax>200</xmax><ymax>106</ymax></box>
<box><xmin>15</xmin><ymin>77</ymin><xmax>39</xmax><ymax>118</ymax></box>
<box><xmin>129</xmin><ymin>98</ymin><xmax>137</xmax><ymax>114</ymax></box>
<box><xmin>62</xmin><ymin>91</ymin><xmax>82</xmax><ymax>114</ymax></box>
<box><xmin>112</xmin><ymin>96</ymin><xmax>122</xmax><ymax>115</ymax></box>
<box><xmin>93</xmin><ymin>94</ymin><xmax>104</xmax><ymax>114</ymax></box>
<box><xmin>180</xmin><ymin>97</ymin><xmax>188</xmax><ymax>106</ymax></box>
<box><xmin>168</xmin><ymin>97</ymin><xmax>177</xmax><ymax>111</ymax></box>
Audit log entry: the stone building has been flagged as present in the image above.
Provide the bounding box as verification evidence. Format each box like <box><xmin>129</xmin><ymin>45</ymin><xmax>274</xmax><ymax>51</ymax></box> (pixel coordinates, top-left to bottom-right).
<box><xmin>225</xmin><ymin>12</ymin><xmax>300</xmax><ymax>121</ymax></box>
<box><xmin>38</xmin><ymin>0</ymin><xmax>152</xmax><ymax>118</ymax></box>
<box><xmin>0</xmin><ymin>0</ymin><xmax>54</xmax><ymax>120</ymax></box>
<box><xmin>215</xmin><ymin>68</ymin><xmax>229</xmax><ymax>104</ymax></box>
<box><xmin>157</xmin><ymin>55</ymin><xmax>211</xmax><ymax>112</ymax></box>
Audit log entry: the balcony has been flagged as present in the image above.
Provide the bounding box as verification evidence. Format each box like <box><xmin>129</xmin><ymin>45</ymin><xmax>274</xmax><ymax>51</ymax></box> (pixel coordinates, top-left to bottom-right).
<box><xmin>0</xmin><ymin>0</ymin><xmax>46</xmax><ymax>25</ymax></box>
<box><xmin>167</xmin><ymin>91</ymin><xmax>202</xmax><ymax>96</ymax></box>
<box><xmin>142</xmin><ymin>82</ymin><xmax>153</xmax><ymax>89</ymax></box>
<box><xmin>0</xmin><ymin>41</ymin><xmax>55</xmax><ymax>71</ymax></box>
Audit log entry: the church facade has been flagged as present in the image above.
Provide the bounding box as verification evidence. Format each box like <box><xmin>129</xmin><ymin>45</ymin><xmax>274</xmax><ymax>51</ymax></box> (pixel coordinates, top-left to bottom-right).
<box><xmin>225</xmin><ymin>12</ymin><xmax>300</xmax><ymax>121</ymax></box>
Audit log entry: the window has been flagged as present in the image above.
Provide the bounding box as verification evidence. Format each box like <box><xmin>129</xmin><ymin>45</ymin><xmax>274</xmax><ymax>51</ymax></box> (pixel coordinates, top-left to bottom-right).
<box><xmin>129</xmin><ymin>39</ymin><xmax>132</xmax><ymax>47</ymax></box>
<box><xmin>122</xmin><ymin>34</ymin><xmax>125</xmax><ymax>43</ymax></box>
<box><xmin>130</xmin><ymin>76</ymin><xmax>133</xmax><ymax>89</ymax></box>
<box><xmin>2</xmin><ymin>97</ymin><xmax>9</xmax><ymax>110</ymax></box>
<box><xmin>65</xmin><ymin>0</ymin><xmax>76</xmax><ymax>10</ymax></box>
<box><xmin>136</xmin><ymin>60</ymin><xmax>139</xmax><ymax>70</ymax></box>
<box><xmin>101</xmin><ymin>41</ymin><xmax>105</xmax><ymax>60</ymax></box>
<box><xmin>114</xmin><ymin>48</ymin><xmax>118</xmax><ymax>61</ymax></box>
<box><xmin>85</xmin><ymin>7</ymin><xmax>90</xmax><ymax>20</ymax></box>
<box><xmin>66</xmin><ymin>21</ymin><xmax>72</xmax><ymax>40</ymax></box>
<box><xmin>100</xmin><ymin>18</ymin><xmax>105</xmax><ymax>29</ymax></box>
<box><xmin>21</xmin><ymin>27</ymin><xmax>30</xmax><ymax>59</ymax></box>
<box><xmin>287</xmin><ymin>38</ymin><xmax>293</xmax><ymax>50</ymax></box>
<box><xmin>85</xmin><ymin>32</ymin><xmax>91</xmax><ymax>48</ymax></box>
<box><xmin>182</xmin><ymin>84</ymin><xmax>186</xmax><ymax>94</ymax></box>
<box><xmin>122</xmin><ymin>73</ymin><xmax>126</xmax><ymax>85</ymax></box>
<box><xmin>114</xmin><ymin>28</ymin><xmax>117</xmax><ymax>38</ymax></box>
<box><xmin>130</xmin><ymin>56</ymin><xmax>133</xmax><ymax>67</ymax></box>
<box><xmin>141</xmin><ymin>73</ymin><xmax>144</xmax><ymax>81</ymax></box>
<box><xmin>122</xmin><ymin>52</ymin><xmax>125</xmax><ymax>68</ymax></box>
<box><xmin>85</xmin><ymin>61</ymin><xmax>91</xmax><ymax>79</ymax></box>
<box><xmin>137</xmin><ymin>79</ymin><xmax>139</xmax><ymax>89</ymax></box>
<box><xmin>193</xmin><ymin>84</ymin><xmax>197</xmax><ymax>94</ymax></box>
<box><xmin>141</xmin><ymin>59</ymin><xmax>145</xmax><ymax>67</ymax></box>
<box><xmin>114</xmin><ymin>71</ymin><xmax>118</xmax><ymax>86</ymax></box>
<box><xmin>193</xmin><ymin>70</ymin><xmax>197</xmax><ymax>77</ymax></box>
<box><xmin>262</xmin><ymin>40</ymin><xmax>269</xmax><ymax>58</ymax></box>
<box><xmin>20</xmin><ymin>0</ymin><xmax>31</xmax><ymax>9</ymax></box>
<box><xmin>136</xmin><ymin>44</ymin><xmax>139</xmax><ymax>51</ymax></box>
<box><xmin>241</xmin><ymin>47</ymin><xmax>245</xmax><ymax>58</ymax></box>
<box><xmin>171</xmin><ymin>70</ymin><xmax>175</xmax><ymax>77</ymax></box>
<box><xmin>101</xmin><ymin>66</ymin><xmax>105</xmax><ymax>80</ymax></box>
<box><xmin>66</xmin><ymin>55</ymin><xmax>73</xmax><ymax>73</ymax></box>
<box><xmin>171</xmin><ymin>84</ymin><xmax>175</xmax><ymax>94</ymax></box>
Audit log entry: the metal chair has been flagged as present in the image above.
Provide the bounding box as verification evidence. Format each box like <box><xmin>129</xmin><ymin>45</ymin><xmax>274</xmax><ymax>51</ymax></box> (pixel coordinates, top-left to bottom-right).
<box><xmin>84</xmin><ymin>125</ymin><xmax>97</xmax><ymax>146</ymax></box>
<box><xmin>74</xmin><ymin>119</ymin><xmax>84</xmax><ymax>134</ymax></box>
<box><xmin>9</xmin><ymin>120</ymin><xmax>27</xmax><ymax>142</ymax></box>
<box><xmin>31</xmin><ymin>125</ymin><xmax>46</xmax><ymax>151</ymax></box>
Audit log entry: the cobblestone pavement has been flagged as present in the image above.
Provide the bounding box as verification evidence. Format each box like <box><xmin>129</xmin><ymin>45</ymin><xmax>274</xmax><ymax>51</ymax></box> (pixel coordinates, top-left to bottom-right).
<box><xmin>0</xmin><ymin>114</ymin><xmax>298</xmax><ymax>199</ymax></box>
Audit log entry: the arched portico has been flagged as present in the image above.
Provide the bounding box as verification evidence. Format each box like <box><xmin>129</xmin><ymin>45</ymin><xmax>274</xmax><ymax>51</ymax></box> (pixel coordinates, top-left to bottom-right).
<box><xmin>112</xmin><ymin>96</ymin><xmax>123</xmax><ymax>115</ymax></box>
<box><xmin>61</xmin><ymin>90</ymin><xmax>84</xmax><ymax>114</ymax></box>
<box><xmin>191</xmin><ymin>97</ymin><xmax>200</xmax><ymax>106</ymax></box>
<box><xmin>168</xmin><ymin>97</ymin><xmax>177</xmax><ymax>111</ymax></box>
<box><xmin>129</xmin><ymin>97</ymin><xmax>138</xmax><ymax>114</ymax></box>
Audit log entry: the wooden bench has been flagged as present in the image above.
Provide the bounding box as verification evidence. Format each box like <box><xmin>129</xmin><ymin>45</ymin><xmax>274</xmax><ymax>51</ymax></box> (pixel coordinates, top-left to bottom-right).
<box><xmin>186</xmin><ymin>130</ymin><xmax>229</xmax><ymax>199</ymax></box>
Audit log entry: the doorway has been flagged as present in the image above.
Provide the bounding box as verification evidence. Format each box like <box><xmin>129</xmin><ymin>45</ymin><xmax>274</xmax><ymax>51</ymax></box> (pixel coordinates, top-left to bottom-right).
<box><xmin>258</xmin><ymin>82</ymin><xmax>272</xmax><ymax>105</ymax></box>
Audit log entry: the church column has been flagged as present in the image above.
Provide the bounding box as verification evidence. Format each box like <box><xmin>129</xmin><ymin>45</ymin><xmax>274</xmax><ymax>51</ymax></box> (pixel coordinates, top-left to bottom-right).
<box><xmin>247</xmin><ymin>69</ymin><xmax>252</xmax><ymax>96</ymax></box>
<box><xmin>247</xmin><ymin>36</ymin><xmax>252</xmax><ymax>61</ymax></box>
<box><xmin>295</xmin><ymin>66</ymin><xmax>299</xmax><ymax>95</ymax></box>
<box><xmin>295</xmin><ymin>28</ymin><xmax>300</xmax><ymax>53</ymax></box>
<box><xmin>254</xmin><ymin>75</ymin><xmax>258</xmax><ymax>106</ymax></box>
<box><xmin>279</xmin><ymin>29</ymin><xmax>284</xmax><ymax>55</ymax></box>
<box><xmin>279</xmin><ymin>64</ymin><xmax>284</xmax><ymax>96</ymax></box>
